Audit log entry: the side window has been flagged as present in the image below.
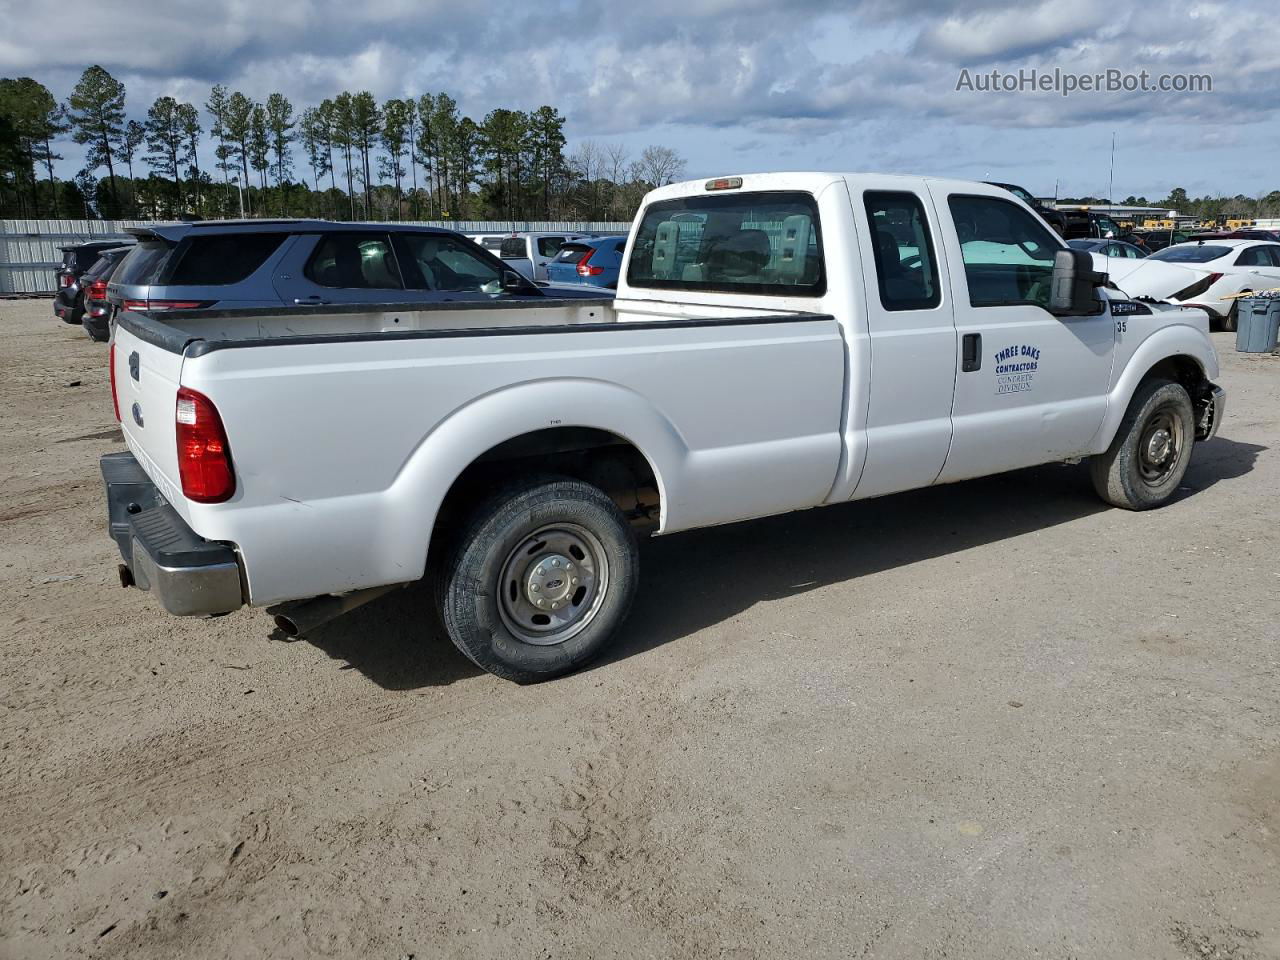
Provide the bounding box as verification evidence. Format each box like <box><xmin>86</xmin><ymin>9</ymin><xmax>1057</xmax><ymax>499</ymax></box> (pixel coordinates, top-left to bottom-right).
<box><xmin>948</xmin><ymin>195</ymin><xmax>1060</xmax><ymax>308</ymax></box>
<box><xmin>1266</xmin><ymin>247</ymin><xmax>1280</xmax><ymax>267</ymax></box>
<box><xmin>306</xmin><ymin>234</ymin><xmax>402</xmax><ymax>289</ymax></box>
<box><xmin>398</xmin><ymin>234</ymin><xmax>502</xmax><ymax>292</ymax></box>
<box><xmin>1235</xmin><ymin>247</ymin><xmax>1263</xmax><ymax>267</ymax></box>
<box><xmin>864</xmin><ymin>191</ymin><xmax>940</xmax><ymax>311</ymax></box>
<box><xmin>537</xmin><ymin>236</ymin><xmax>565</xmax><ymax>258</ymax></box>
<box><xmin>167</xmin><ymin>233</ymin><xmax>288</xmax><ymax>285</ymax></box>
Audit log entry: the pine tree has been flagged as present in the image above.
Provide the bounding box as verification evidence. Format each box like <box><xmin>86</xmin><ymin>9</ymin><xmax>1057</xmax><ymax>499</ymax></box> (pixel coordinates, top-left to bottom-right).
<box><xmin>66</xmin><ymin>66</ymin><xmax>126</xmax><ymax>213</ymax></box>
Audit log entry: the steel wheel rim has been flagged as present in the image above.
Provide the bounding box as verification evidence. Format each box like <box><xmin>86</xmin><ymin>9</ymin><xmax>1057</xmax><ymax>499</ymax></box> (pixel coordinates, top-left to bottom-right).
<box><xmin>1138</xmin><ymin>407</ymin><xmax>1184</xmax><ymax>485</ymax></box>
<box><xmin>497</xmin><ymin>523</ymin><xmax>609</xmax><ymax>645</ymax></box>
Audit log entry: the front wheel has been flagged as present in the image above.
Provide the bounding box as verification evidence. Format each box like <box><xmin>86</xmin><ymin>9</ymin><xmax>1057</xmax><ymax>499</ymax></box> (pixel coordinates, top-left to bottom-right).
<box><xmin>437</xmin><ymin>477</ymin><xmax>639</xmax><ymax>683</ymax></box>
<box><xmin>1090</xmin><ymin>379</ymin><xmax>1195</xmax><ymax>510</ymax></box>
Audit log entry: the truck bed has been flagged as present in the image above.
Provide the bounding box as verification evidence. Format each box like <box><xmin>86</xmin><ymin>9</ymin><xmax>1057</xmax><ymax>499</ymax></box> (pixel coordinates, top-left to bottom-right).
<box><xmin>112</xmin><ymin>297</ymin><xmax>846</xmax><ymax>606</ymax></box>
<box><xmin>121</xmin><ymin>296</ymin><xmax>804</xmax><ymax>355</ymax></box>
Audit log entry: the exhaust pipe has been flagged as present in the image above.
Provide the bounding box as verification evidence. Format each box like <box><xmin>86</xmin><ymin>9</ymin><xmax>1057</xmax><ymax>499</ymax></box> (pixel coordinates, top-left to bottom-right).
<box><xmin>269</xmin><ymin>583</ymin><xmax>405</xmax><ymax>638</ymax></box>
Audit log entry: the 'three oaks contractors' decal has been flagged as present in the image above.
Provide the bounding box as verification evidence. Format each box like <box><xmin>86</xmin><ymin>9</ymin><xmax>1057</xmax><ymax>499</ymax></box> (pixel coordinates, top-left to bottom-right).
<box><xmin>994</xmin><ymin>343</ymin><xmax>1040</xmax><ymax>395</ymax></box>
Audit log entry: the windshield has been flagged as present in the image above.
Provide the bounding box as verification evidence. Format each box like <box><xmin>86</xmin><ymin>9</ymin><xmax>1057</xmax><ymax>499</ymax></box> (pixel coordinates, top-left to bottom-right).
<box><xmin>1149</xmin><ymin>245</ymin><xmax>1230</xmax><ymax>263</ymax></box>
<box><xmin>627</xmin><ymin>191</ymin><xmax>824</xmax><ymax>296</ymax></box>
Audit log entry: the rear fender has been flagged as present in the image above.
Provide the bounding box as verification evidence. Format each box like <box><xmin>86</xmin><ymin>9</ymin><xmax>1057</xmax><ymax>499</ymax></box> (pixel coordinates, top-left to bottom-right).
<box><xmin>388</xmin><ymin>378</ymin><xmax>687</xmax><ymax>565</ymax></box>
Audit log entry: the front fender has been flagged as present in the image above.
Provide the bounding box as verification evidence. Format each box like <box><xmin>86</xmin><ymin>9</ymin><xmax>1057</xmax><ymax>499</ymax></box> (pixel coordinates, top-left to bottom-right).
<box><xmin>1094</xmin><ymin>320</ymin><xmax>1219</xmax><ymax>452</ymax></box>
<box><xmin>386</xmin><ymin>377</ymin><xmax>690</xmax><ymax>565</ymax></box>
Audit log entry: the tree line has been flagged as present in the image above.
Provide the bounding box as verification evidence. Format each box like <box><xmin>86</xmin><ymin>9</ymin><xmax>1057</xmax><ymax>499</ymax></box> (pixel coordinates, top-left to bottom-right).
<box><xmin>0</xmin><ymin>65</ymin><xmax>688</xmax><ymax>222</ymax></box>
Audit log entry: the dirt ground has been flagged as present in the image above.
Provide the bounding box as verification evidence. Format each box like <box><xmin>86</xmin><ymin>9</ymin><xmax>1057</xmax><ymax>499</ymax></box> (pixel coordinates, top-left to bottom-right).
<box><xmin>1</xmin><ymin>297</ymin><xmax>1277</xmax><ymax>960</ymax></box>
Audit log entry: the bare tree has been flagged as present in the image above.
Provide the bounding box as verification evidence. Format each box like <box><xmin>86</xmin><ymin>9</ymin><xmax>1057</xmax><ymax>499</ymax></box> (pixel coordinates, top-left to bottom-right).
<box><xmin>636</xmin><ymin>145</ymin><xmax>685</xmax><ymax>187</ymax></box>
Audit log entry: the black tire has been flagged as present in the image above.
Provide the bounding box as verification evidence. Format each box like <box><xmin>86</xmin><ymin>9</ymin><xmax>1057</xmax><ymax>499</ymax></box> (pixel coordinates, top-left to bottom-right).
<box><xmin>1222</xmin><ymin>296</ymin><xmax>1245</xmax><ymax>333</ymax></box>
<box><xmin>1090</xmin><ymin>379</ymin><xmax>1195</xmax><ymax>510</ymax></box>
<box><xmin>437</xmin><ymin>476</ymin><xmax>638</xmax><ymax>683</ymax></box>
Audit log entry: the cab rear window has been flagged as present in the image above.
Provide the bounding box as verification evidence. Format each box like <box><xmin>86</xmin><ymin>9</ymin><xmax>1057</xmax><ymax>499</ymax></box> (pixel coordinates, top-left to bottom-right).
<box><xmin>626</xmin><ymin>191</ymin><xmax>824</xmax><ymax>296</ymax></box>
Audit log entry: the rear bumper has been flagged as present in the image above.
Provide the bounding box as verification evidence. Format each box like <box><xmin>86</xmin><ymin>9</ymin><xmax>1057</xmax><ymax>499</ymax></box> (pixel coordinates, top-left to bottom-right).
<box><xmin>101</xmin><ymin>452</ymin><xmax>244</xmax><ymax>616</ymax></box>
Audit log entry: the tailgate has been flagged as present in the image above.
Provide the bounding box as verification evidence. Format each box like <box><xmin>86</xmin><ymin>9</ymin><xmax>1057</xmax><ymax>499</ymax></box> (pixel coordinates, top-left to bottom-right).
<box><xmin>111</xmin><ymin>323</ymin><xmax>189</xmax><ymax>518</ymax></box>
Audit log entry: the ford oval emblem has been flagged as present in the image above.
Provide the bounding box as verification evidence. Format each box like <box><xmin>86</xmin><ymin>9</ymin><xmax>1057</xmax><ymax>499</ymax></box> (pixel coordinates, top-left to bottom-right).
<box><xmin>131</xmin><ymin>402</ymin><xmax>144</xmax><ymax>427</ymax></box>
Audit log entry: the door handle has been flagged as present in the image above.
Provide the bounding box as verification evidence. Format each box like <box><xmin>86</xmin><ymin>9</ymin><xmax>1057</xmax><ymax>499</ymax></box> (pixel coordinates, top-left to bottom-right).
<box><xmin>962</xmin><ymin>333</ymin><xmax>982</xmax><ymax>372</ymax></box>
<box><xmin>293</xmin><ymin>296</ymin><xmax>331</xmax><ymax>305</ymax></box>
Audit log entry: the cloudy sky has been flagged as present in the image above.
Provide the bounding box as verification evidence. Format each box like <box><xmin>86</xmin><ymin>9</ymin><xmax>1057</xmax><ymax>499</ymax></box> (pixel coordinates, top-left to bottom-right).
<box><xmin>2</xmin><ymin>0</ymin><xmax>1277</xmax><ymax>200</ymax></box>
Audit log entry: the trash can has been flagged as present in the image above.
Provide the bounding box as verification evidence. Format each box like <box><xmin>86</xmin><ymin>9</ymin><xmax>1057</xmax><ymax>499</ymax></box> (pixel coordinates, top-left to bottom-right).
<box><xmin>1235</xmin><ymin>296</ymin><xmax>1280</xmax><ymax>353</ymax></box>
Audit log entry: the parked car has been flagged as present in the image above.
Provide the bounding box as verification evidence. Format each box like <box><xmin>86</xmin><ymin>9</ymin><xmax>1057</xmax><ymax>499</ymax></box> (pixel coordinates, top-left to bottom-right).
<box><xmin>1068</xmin><ymin>238</ymin><xmax>1148</xmax><ymax>259</ymax></box>
<box><xmin>498</xmin><ymin>232</ymin><xmax>585</xmax><ymax>280</ymax></box>
<box><xmin>106</xmin><ymin>220</ymin><xmax>609</xmax><ymax>322</ymax></box>
<box><xmin>53</xmin><ymin>240</ymin><xmax>133</xmax><ymax>324</ymax></box>
<box><xmin>79</xmin><ymin>247</ymin><xmax>133</xmax><ymax>342</ymax></box>
<box><xmin>1111</xmin><ymin>239</ymin><xmax>1280</xmax><ymax>331</ymax></box>
<box><xmin>985</xmin><ymin>182</ymin><xmax>1068</xmax><ymax>235</ymax></box>
<box><xmin>1130</xmin><ymin>228</ymin><xmax>1196</xmax><ymax>253</ymax></box>
<box><xmin>465</xmin><ymin>234</ymin><xmax>507</xmax><ymax>254</ymax></box>
<box><xmin>102</xmin><ymin>172</ymin><xmax>1225</xmax><ymax>684</ymax></box>
<box><xmin>544</xmin><ymin>235</ymin><xmax>629</xmax><ymax>288</ymax></box>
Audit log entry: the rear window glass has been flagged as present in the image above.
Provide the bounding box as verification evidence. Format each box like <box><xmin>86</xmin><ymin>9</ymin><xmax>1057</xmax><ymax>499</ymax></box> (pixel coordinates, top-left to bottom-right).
<box><xmin>480</xmin><ymin>237</ymin><xmax>503</xmax><ymax>250</ymax></box>
<box><xmin>499</xmin><ymin>237</ymin><xmax>527</xmax><ymax>259</ymax></box>
<box><xmin>166</xmin><ymin>233</ymin><xmax>287</xmax><ymax>285</ymax></box>
<box><xmin>1149</xmin><ymin>245</ymin><xmax>1230</xmax><ymax>263</ymax></box>
<box><xmin>555</xmin><ymin>244</ymin><xmax>591</xmax><ymax>264</ymax></box>
<box><xmin>627</xmin><ymin>191</ymin><xmax>824</xmax><ymax>296</ymax></box>
<box><xmin>537</xmin><ymin>237</ymin><xmax>565</xmax><ymax>257</ymax></box>
<box><xmin>114</xmin><ymin>240</ymin><xmax>175</xmax><ymax>285</ymax></box>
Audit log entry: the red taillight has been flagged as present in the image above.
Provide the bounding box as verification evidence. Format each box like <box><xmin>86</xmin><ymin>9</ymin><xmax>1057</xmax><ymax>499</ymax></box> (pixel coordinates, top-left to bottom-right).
<box><xmin>175</xmin><ymin>387</ymin><xmax>235</xmax><ymax>503</ymax></box>
<box><xmin>122</xmin><ymin>299</ymin><xmax>214</xmax><ymax>312</ymax></box>
<box><xmin>109</xmin><ymin>344</ymin><xmax>121</xmax><ymax>422</ymax></box>
<box><xmin>86</xmin><ymin>279</ymin><xmax>108</xmax><ymax>300</ymax></box>
<box><xmin>59</xmin><ymin>273</ymin><xmax>73</xmax><ymax>288</ymax></box>
<box><xmin>576</xmin><ymin>249</ymin><xmax>604</xmax><ymax>277</ymax></box>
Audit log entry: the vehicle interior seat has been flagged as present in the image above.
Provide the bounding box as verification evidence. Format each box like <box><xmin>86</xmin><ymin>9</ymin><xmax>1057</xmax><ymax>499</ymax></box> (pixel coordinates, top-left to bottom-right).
<box><xmin>705</xmin><ymin>229</ymin><xmax>772</xmax><ymax>281</ymax></box>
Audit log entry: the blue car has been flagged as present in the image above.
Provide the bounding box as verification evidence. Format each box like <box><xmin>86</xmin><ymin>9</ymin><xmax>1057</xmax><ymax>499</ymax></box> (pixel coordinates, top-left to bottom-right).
<box><xmin>544</xmin><ymin>235</ymin><xmax>629</xmax><ymax>288</ymax></box>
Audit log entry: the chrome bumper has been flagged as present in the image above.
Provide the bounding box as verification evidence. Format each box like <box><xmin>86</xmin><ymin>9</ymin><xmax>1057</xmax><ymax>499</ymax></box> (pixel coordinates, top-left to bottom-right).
<box><xmin>101</xmin><ymin>452</ymin><xmax>244</xmax><ymax>617</ymax></box>
<box><xmin>1197</xmin><ymin>384</ymin><xmax>1226</xmax><ymax>441</ymax></box>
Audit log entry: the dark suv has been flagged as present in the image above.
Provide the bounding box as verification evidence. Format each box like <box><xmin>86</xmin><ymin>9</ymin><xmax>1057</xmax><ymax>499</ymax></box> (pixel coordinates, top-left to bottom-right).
<box><xmin>53</xmin><ymin>240</ymin><xmax>134</xmax><ymax>324</ymax></box>
<box><xmin>106</xmin><ymin>220</ymin><xmax>610</xmax><ymax>319</ymax></box>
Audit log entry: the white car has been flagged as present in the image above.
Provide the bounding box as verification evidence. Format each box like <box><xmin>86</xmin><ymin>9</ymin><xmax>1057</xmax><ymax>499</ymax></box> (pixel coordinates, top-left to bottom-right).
<box><xmin>1117</xmin><ymin>239</ymin><xmax>1280</xmax><ymax>330</ymax></box>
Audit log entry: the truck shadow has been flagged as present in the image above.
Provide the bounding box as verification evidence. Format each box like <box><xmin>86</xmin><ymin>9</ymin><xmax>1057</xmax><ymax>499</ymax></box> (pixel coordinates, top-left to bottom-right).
<box><xmin>596</xmin><ymin>435</ymin><xmax>1265</xmax><ymax>673</ymax></box>
<box><xmin>288</xmin><ymin>436</ymin><xmax>1262</xmax><ymax>688</ymax></box>
<box><xmin>276</xmin><ymin>584</ymin><xmax>484</xmax><ymax>689</ymax></box>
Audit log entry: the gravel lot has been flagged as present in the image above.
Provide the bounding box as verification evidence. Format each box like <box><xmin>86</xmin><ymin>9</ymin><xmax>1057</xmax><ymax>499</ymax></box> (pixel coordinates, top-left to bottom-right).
<box><xmin>1</xmin><ymin>297</ymin><xmax>1278</xmax><ymax>960</ymax></box>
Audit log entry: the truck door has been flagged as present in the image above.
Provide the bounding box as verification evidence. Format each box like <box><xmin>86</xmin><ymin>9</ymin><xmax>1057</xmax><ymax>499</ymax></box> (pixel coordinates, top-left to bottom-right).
<box><xmin>848</xmin><ymin>187</ymin><xmax>958</xmax><ymax>499</ymax></box>
<box><xmin>930</xmin><ymin>189</ymin><xmax>1115</xmax><ymax>482</ymax></box>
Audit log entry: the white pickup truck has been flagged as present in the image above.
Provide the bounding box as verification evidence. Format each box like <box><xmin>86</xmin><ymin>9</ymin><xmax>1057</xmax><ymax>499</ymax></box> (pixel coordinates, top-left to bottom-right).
<box><xmin>103</xmin><ymin>172</ymin><xmax>1225</xmax><ymax>682</ymax></box>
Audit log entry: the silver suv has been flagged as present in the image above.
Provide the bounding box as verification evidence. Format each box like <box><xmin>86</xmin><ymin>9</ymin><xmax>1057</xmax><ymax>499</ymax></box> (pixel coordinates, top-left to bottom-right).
<box><xmin>107</xmin><ymin>220</ymin><xmax>609</xmax><ymax>316</ymax></box>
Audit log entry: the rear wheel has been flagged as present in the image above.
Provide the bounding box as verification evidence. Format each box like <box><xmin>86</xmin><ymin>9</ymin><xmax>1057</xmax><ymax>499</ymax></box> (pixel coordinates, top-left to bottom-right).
<box><xmin>1090</xmin><ymin>379</ymin><xmax>1195</xmax><ymax>510</ymax></box>
<box><xmin>437</xmin><ymin>476</ymin><xmax>638</xmax><ymax>683</ymax></box>
<box><xmin>1222</xmin><ymin>294</ymin><xmax>1247</xmax><ymax>333</ymax></box>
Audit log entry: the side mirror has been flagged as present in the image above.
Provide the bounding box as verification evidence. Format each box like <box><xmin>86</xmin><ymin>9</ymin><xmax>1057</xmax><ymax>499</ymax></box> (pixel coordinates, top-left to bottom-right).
<box><xmin>1049</xmin><ymin>249</ymin><xmax>1103</xmax><ymax>316</ymax></box>
<box><xmin>501</xmin><ymin>269</ymin><xmax>529</xmax><ymax>292</ymax></box>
